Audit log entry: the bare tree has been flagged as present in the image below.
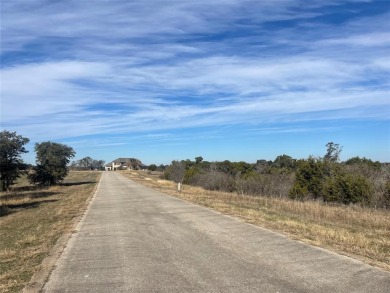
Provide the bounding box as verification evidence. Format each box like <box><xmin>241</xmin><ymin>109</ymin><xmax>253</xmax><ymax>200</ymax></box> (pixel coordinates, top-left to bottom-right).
<box><xmin>324</xmin><ymin>142</ymin><xmax>342</xmax><ymax>162</ymax></box>
<box><xmin>169</xmin><ymin>161</ymin><xmax>186</xmax><ymax>183</ymax></box>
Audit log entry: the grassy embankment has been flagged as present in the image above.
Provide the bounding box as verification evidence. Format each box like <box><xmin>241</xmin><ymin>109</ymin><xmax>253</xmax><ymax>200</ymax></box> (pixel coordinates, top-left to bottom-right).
<box><xmin>122</xmin><ymin>170</ymin><xmax>390</xmax><ymax>271</ymax></box>
<box><xmin>0</xmin><ymin>171</ymin><xmax>101</xmax><ymax>293</ymax></box>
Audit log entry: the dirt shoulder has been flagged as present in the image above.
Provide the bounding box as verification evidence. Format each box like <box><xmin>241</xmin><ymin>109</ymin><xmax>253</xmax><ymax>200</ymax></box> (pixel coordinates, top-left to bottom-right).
<box><xmin>0</xmin><ymin>171</ymin><xmax>101</xmax><ymax>293</ymax></box>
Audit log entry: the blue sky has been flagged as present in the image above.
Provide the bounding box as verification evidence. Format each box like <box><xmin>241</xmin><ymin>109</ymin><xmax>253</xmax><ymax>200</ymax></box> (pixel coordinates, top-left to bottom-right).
<box><xmin>1</xmin><ymin>0</ymin><xmax>389</xmax><ymax>165</ymax></box>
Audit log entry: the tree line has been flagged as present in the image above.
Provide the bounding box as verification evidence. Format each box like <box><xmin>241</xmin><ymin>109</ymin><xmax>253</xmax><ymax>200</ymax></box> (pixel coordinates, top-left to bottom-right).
<box><xmin>0</xmin><ymin>131</ymin><xmax>110</xmax><ymax>190</ymax></box>
<box><xmin>70</xmin><ymin>157</ymin><xmax>105</xmax><ymax>171</ymax></box>
<box><xmin>3</xmin><ymin>130</ymin><xmax>388</xmax><ymax>208</ymax></box>
<box><xmin>162</xmin><ymin>143</ymin><xmax>390</xmax><ymax>208</ymax></box>
<box><xmin>0</xmin><ymin>130</ymin><xmax>77</xmax><ymax>190</ymax></box>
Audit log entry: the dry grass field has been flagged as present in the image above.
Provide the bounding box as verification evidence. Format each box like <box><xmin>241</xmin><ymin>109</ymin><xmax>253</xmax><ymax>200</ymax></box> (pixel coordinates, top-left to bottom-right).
<box><xmin>122</xmin><ymin>170</ymin><xmax>390</xmax><ymax>272</ymax></box>
<box><xmin>0</xmin><ymin>171</ymin><xmax>101</xmax><ymax>293</ymax></box>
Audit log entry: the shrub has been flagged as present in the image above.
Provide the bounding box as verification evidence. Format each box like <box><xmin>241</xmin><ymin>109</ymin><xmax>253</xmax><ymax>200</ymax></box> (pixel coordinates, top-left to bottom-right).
<box><xmin>383</xmin><ymin>180</ymin><xmax>390</xmax><ymax>208</ymax></box>
<box><xmin>160</xmin><ymin>172</ymin><xmax>170</xmax><ymax>180</ymax></box>
<box><xmin>345</xmin><ymin>156</ymin><xmax>381</xmax><ymax>171</ymax></box>
<box><xmin>164</xmin><ymin>161</ymin><xmax>185</xmax><ymax>183</ymax></box>
<box><xmin>192</xmin><ymin>171</ymin><xmax>236</xmax><ymax>192</ymax></box>
<box><xmin>183</xmin><ymin>167</ymin><xmax>200</xmax><ymax>184</ymax></box>
<box><xmin>290</xmin><ymin>157</ymin><xmax>374</xmax><ymax>205</ymax></box>
<box><xmin>289</xmin><ymin>157</ymin><xmax>326</xmax><ymax>200</ymax></box>
<box><xmin>0</xmin><ymin>204</ymin><xmax>11</xmax><ymax>216</ymax></box>
<box><xmin>323</xmin><ymin>174</ymin><xmax>373</xmax><ymax>204</ymax></box>
<box><xmin>148</xmin><ymin>164</ymin><xmax>157</xmax><ymax>171</ymax></box>
<box><xmin>237</xmin><ymin>172</ymin><xmax>294</xmax><ymax>197</ymax></box>
<box><xmin>289</xmin><ymin>184</ymin><xmax>310</xmax><ymax>201</ymax></box>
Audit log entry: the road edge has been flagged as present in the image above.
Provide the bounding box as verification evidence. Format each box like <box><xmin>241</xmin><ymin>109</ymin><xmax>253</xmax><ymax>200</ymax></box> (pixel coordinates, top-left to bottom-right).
<box><xmin>22</xmin><ymin>173</ymin><xmax>103</xmax><ymax>293</ymax></box>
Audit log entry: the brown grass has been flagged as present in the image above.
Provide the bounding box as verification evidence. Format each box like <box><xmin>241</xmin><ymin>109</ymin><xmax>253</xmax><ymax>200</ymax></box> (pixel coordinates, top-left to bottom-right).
<box><xmin>0</xmin><ymin>171</ymin><xmax>101</xmax><ymax>293</ymax></box>
<box><xmin>122</xmin><ymin>170</ymin><xmax>390</xmax><ymax>271</ymax></box>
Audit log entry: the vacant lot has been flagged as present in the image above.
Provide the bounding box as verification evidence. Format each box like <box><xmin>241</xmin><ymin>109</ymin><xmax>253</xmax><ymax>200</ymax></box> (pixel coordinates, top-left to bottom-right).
<box><xmin>0</xmin><ymin>171</ymin><xmax>101</xmax><ymax>293</ymax></box>
<box><xmin>122</xmin><ymin>170</ymin><xmax>390</xmax><ymax>271</ymax></box>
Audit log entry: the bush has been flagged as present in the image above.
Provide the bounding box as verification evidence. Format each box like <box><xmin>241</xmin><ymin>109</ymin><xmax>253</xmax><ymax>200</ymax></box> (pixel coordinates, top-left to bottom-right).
<box><xmin>0</xmin><ymin>204</ymin><xmax>11</xmax><ymax>216</ymax></box>
<box><xmin>289</xmin><ymin>157</ymin><xmax>326</xmax><ymax>200</ymax></box>
<box><xmin>383</xmin><ymin>180</ymin><xmax>390</xmax><ymax>208</ymax></box>
<box><xmin>289</xmin><ymin>184</ymin><xmax>310</xmax><ymax>201</ymax></box>
<box><xmin>183</xmin><ymin>167</ymin><xmax>200</xmax><ymax>184</ymax></box>
<box><xmin>160</xmin><ymin>171</ymin><xmax>170</xmax><ymax>180</ymax></box>
<box><xmin>345</xmin><ymin>156</ymin><xmax>381</xmax><ymax>171</ymax></box>
<box><xmin>161</xmin><ymin>153</ymin><xmax>389</xmax><ymax>208</ymax></box>
<box><xmin>192</xmin><ymin>171</ymin><xmax>236</xmax><ymax>192</ymax></box>
<box><xmin>148</xmin><ymin>164</ymin><xmax>157</xmax><ymax>171</ymax></box>
<box><xmin>290</xmin><ymin>157</ymin><xmax>374</xmax><ymax>205</ymax></box>
<box><xmin>237</xmin><ymin>172</ymin><xmax>294</xmax><ymax>197</ymax></box>
<box><xmin>344</xmin><ymin>160</ymin><xmax>388</xmax><ymax>208</ymax></box>
<box><xmin>323</xmin><ymin>174</ymin><xmax>373</xmax><ymax>204</ymax></box>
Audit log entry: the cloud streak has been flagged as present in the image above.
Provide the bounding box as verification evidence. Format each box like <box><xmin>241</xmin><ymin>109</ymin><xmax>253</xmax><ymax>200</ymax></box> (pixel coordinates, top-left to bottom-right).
<box><xmin>1</xmin><ymin>0</ymin><xmax>389</xmax><ymax>156</ymax></box>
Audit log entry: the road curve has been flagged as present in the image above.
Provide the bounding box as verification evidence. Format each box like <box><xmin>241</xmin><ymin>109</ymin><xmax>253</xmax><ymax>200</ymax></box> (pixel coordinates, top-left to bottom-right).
<box><xmin>43</xmin><ymin>171</ymin><xmax>390</xmax><ymax>292</ymax></box>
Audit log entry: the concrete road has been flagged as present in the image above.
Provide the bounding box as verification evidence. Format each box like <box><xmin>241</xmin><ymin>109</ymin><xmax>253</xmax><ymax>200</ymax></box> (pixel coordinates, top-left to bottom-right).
<box><xmin>44</xmin><ymin>172</ymin><xmax>390</xmax><ymax>292</ymax></box>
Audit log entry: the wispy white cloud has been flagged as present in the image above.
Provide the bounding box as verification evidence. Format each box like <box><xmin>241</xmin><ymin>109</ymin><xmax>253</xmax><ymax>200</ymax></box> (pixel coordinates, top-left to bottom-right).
<box><xmin>1</xmin><ymin>61</ymin><xmax>111</xmax><ymax>121</ymax></box>
<box><xmin>318</xmin><ymin>32</ymin><xmax>390</xmax><ymax>47</ymax></box>
<box><xmin>1</xmin><ymin>0</ymin><xmax>389</xmax><ymax>144</ymax></box>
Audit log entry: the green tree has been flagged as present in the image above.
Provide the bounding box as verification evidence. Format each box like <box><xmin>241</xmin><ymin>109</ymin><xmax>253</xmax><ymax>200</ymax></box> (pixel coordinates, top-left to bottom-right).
<box><xmin>216</xmin><ymin>160</ymin><xmax>233</xmax><ymax>174</ymax></box>
<box><xmin>231</xmin><ymin>161</ymin><xmax>254</xmax><ymax>177</ymax></box>
<box><xmin>195</xmin><ymin>156</ymin><xmax>203</xmax><ymax>164</ymax></box>
<box><xmin>80</xmin><ymin>156</ymin><xmax>93</xmax><ymax>169</ymax></box>
<box><xmin>323</xmin><ymin>173</ymin><xmax>372</xmax><ymax>204</ymax></box>
<box><xmin>273</xmin><ymin>155</ymin><xmax>295</xmax><ymax>169</ymax></box>
<box><xmin>183</xmin><ymin>167</ymin><xmax>200</xmax><ymax>184</ymax></box>
<box><xmin>0</xmin><ymin>130</ymin><xmax>30</xmax><ymax>191</ymax></box>
<box><xmin>148</xmin><ymin>164</ymin><xmax>157</xmax><ymax>171</ymax></box>
<box><xmin>271</xmin><ymin>154</ymin><xmax>296</xmax><ymax>174</ymax></box>
<box><xmin>289</xmin><ymin>157</ymin><xmax>326</xmax><ymax>200</ymax></box>
<box><xmin>345</xmin><ymin>156</ymin><xmax>381</xmax><ymax>170</ymax></box>
<box><xmin>29</xmin><ymin>142</ymin><xmax>75</xmax><ymax>186</ymax></box>
<box><xmin>289</xmin><ymin>154</ymin><xmax>373</xmax><ymax>204</ymax></box>
<box><xmin>255</xmin><ymin>159</ymin><xmax>271</xmax><ymax>174</ymax></box>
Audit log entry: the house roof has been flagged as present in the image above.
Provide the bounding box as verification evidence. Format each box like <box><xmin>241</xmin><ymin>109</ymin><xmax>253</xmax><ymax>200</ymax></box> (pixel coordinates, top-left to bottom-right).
<box><xmin>105</xmin><ymin>158</ymin><xmax>142</xmax><ymax>167</ymax></box>
<box><xmin>113</xmin><ymin>158</ymin><xmax>140</xmax><ymax>163</ymax></box>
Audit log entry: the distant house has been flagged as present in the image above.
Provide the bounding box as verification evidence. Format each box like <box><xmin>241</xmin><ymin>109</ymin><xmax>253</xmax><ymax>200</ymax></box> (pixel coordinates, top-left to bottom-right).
<box><xmin>105</xmin><ymin>158</ymin><xmax>142</xmax><ymax>171</ymax></box>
